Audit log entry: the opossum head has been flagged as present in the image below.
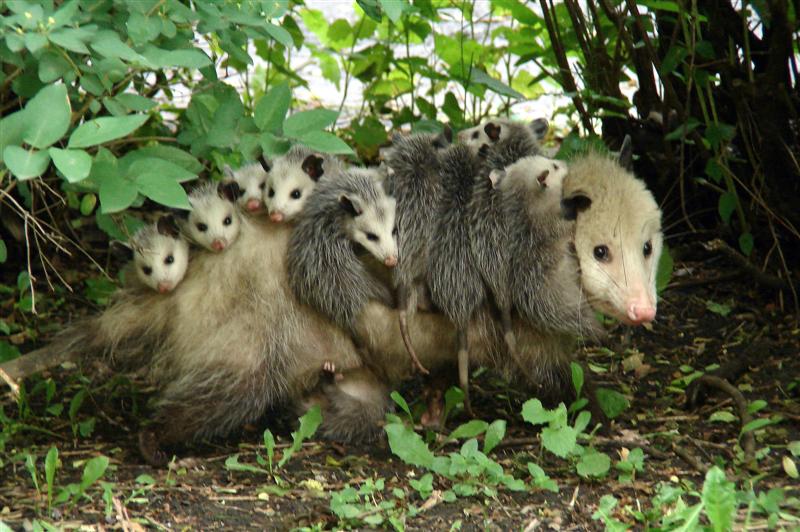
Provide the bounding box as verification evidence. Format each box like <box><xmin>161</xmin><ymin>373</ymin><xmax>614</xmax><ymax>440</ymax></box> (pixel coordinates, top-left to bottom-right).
<box><xmin>494</xmin><ymin>155</ymin><xmax>569</xmax><ymax>216</ymax></box>
<box><xmin>265</xmin><ymin>150</ymin><xmax>327</xmax><ymax>223</ymax></box>
<box><xmin>130</xmin><ymin>215</ymin><xmax>190</xmax><ymax>293</ymax></box>
<box><xmin>339</xmin><ymin>183</ymin><xmax>399</xmax><ymax>268</ymax></box>
<box><xmin>459</xmin><ymin>117</ymin><xmax>549</xmax><ymax>154</ymax></box>
<box><xmin>561</xmin><ymin>139</ymin><xmax>663</xmax><ymax>326</ymax></box>
<box><xmin>224</xmin><ymin>159</ymin><xmax>269</xmax><ymax>213</ymax></box>
<box><xmin>184</xmin><ymin>181</ymin><xmax>242</xmax><ymax>252</ymax></box>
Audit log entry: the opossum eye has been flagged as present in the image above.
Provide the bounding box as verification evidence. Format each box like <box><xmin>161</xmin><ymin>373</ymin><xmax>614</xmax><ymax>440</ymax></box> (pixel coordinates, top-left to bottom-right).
<box><xmin>164</xmin><ymin>255</ymin><xmax>174</xmax><ymax>265</ymax></box>
<box><xmin>290</xmin><ymin>189</ymin><xmax>302</xmax><ymax>200</ymax></box>
<box><xmin>268</xmin><ymin>188</ymin><xmax>275</xmax><ymax>198</ymax></box>
<box><xmin>366</xmin><ymin>232</ymin><xmax>379</xmax><ymax>242</ymax></box>
<box><xmin>259</xmin><ymin>182</ymin><xmax>266</xmax><ymax>190</ymax></box>
<box><xmin>643</xmin><ymin>240</ymin><xmax>653</xmax><ymax>257</ymax></box>
<box><xmin>593</xmin><ymin>245</ymin><xmax>610</xmax><ymax>262</ymax></box>
<box><xmin>142</xmin><ymin>266</ymin><xmax>152</xmax><ymax>276</ymax></box>
<box><xmin>471</xmin><ymin>131</ymin><xmax>479</xmax><ymax>139</ymax></box>
<box><xmin>392</xmin><ymin>226</ymin><xmax>398</xmax><ymax>236</ymax></box>
<box><xmin>223</xmin><ymin>216</ymin><xmax>232</xmax><ymax>226</ymax></box>
<box><xmin>196</xmin><ymin>223</ymin><xmax>208</xmax><ymax>232</ymax></box>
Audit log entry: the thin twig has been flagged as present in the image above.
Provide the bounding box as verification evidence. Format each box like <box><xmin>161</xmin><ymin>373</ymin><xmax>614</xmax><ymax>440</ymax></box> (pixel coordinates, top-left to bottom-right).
<box><xmin>694</xmin><ymin>375</ymin><xmax>756</xmax><ymax>465</ymax></box>
<box><xmin>0</xmin><ymin>367</ymin><xmax>20</xmax><ymax>400</ymax></box>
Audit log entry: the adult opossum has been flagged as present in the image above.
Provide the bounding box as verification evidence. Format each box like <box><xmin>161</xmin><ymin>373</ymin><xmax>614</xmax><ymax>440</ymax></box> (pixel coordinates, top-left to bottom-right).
<box><xmin>263</xmin><ymin>146</ymin><xmax>344</xmax><ymax>223</ymax></box>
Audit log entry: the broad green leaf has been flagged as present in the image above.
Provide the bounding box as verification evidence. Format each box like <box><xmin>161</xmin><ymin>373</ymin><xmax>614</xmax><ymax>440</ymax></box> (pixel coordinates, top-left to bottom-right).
<box><xmin>141</xmin><ymin>45</ymin><xmax>212</xmax><ymax>68</ymax></box>
<box><xmin>136</xmin><ymin>174</ymin><xmax>191</xmax><ymax>209</ymax></box>
<box><xmin>705</xmin><ymin>123</ymin><xmax>736</xmax><ymax>150</ymax></box>
<box><xmin>49</xmin><ymin>28</ymin><xmax>91</xmax><ymax>54</ymax></box>
<box><xmin>576</xmin><ymin>449</ymin><xmax>611</xmax><ymax>478</ymax></box>
<box><xmin>79</xmin><ymin>456</ymin><xmax>109</xmax><ymax>492</ymax></box>
<box><xmin>738</xmin><ymin>232</ymin><xmax>754</xmax><ymax>256</ymax></box>
<box><xmin>3</xmin><ymin>146</ymin><xmax>51</xmax><ymax>180</ymax></box>
<box><xmin>69</xmin><ymin>115</ymin><xmax>149</xmax><ymax>148</ymax></box>
<box><xmin>260</xmin><ymin>133</ymin><xmax>292</xmax><ymax>157</ymax></box>
<box><xmin>528</xmin><ymin>463</ymin><xmax>559</xmax><ymax>492</ymax></box>
<box><xmin>0</xmin><ymin>239</ymin><xmax>6</xmax><ymax>263</ymax></box>
<box><xmin>45</xmin><ymin>446</ymin><xmax>59</xmax><ymax>499</ymax></box>
<box><xmin>263</xmin><ymin>429</ymin><xmax>275</xmax><ymax>472</ymax></box>
<box><xmin>705</xmin><ymin>300</ymin><xmax>732</xmax><ymax>317</ymax></box>
<box><xmin>225</xmin><ymin>454</ymin><xmax>269</xmax><ymax>475</ymax></box>
<box><xmin>702</xmin><ymin>467</ymin><xmax>736</xmax><ymax>532</ymax></box>
<box><xmin>91</xmin><ymin>30</ymin><xmax>145</xmax><ymax>63</ymax></box>
<box><xmin>596</xmin><ymin>388</ymin><xmax>629</xmax><ymax>419</ymax></box>
<box><xmin>278</xmin><ymin>405</ymin><xmax>322</xmax><ymax>468</ymax></box>
<box><xmin>521</xmin><ymin>399</ymin><xmax>554</xmax><ymax>426</ymax></box>
<box><xmin>718</xmin><ymin>192</ymin><xmax>737</xmax><ymax>224</ymax></box>
<box><xmin>128</xmin><ymin>158</ymin><xmax>196</xmax><ymax>183</ymax></box>
<box><xmin>390</xmin><ymin>391</ymin><xmax>412</xmax><ymax>417</ymax></box>
<box><xmin>38</xmin><ymin>51</ymin><xmax>72</xmax><ymax>83</ymax></box>
<box><xmin>49</xmin><ymin>148</ymin><xmax>92</xmax><ymax>183</ymax></box>
<box><xmin>99</xmin><ymin>174</ymin><xmax>139</xmax><ymax>214</ymax></box>
<box><xmin>265</xmin><ymin>22</ymin><xmax>293</xmax><ymax>47</ymax></box>
<box><xmin>283</xmin><ymin>109</ymin><xmax>339</xmax><ymax>138</ymax></box>
<box><xmin>448</xmin><ymin>420</ymin><xmax>488</xmax><ymax>441</ymax></box>
<box><xmin>571</xmin><ymin>362</ymin><xmax>584</xmax><ymax>397</ymax></box>
<box><xmin>297</xmin><ymin>131</ymin><xmax>354</xmax><ymax>154</ymax></box>
<box><xmin>379</xmin><ymin>0</ymin><xmax>407</xmax><ymax>22</ymax></box>
<box><xmin>114</xmin><ymin>94</ymin><xmax>157</xmax><ymax>112</ymax></box>
<box><xmin>255</xmin><ymin>82</ymin><xmax>291</xmax><ymax>133</ymax></box>
<box><xmin>23</xmin><ymin>84</ymin><xmax>71</xmax><ymax>149</ymax></box>
<box><xmin>470</xmin><ymin>69</ymin><xmax>524</xmax><ymax>99</ymax></box>
<box><xmin>541</xmin><ymin>425</ymin><xmax>577</xmax><ymax>458</ymax></box>
<box><xmin>483</xmin><ymin>420</ymin><xmax>506</xmax><ymax>454</ymax></box>
<box><xmin>126</xmin><ymin>145</ymin><xmax>202</xmax><ymax>174</ymax></box>
<box><xmin>0</xmin><ymin>111</ymin><xmax>27</xmax><ymax>162</ymax></box>
<box><xmin>0</xmin><ymin>340</ymin><xmax>21</xmax><ymax>363</ymax></box>
<box><xmin>384</xmin><ymin>421</ymin><xmax>435</xmax><ymax>468</ymax></box>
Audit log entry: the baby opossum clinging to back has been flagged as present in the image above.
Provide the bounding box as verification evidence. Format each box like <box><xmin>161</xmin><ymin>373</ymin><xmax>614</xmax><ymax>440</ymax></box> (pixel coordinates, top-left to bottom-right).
<box><xmin>458</xmin><ymin>117</ymin><xmax>549</xmax><ymax>155</ymax></box>
<box><xmin>223</xmin><ymin>157</ymin><xmax>270</xmax><ymax>213</ymax></box>
<box><xmin>263</xmin><ymin>145</ymin><xmax>345</xmax><ymax>223</ymax></box>
<box><xmin>128</xmin><ymin>215</ymin><xmax>189</xmax><ymax>294</ymax></box>
<box><xmin>287</xmin><ymin>167</ymin><xmax>398</xmax><ymax>348</ymax></box>
<box><xmin>181</xmin><ymin>181</ymin><xmax>243</xmax><ymax>252</ymax></box>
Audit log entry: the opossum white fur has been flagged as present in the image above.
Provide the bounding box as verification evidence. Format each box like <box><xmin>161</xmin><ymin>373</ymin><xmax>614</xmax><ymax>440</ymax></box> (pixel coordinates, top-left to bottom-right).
<box><xmin>458</xmin><ymin>117</ymin><xmax>549</xmax><ymax>154</ymax></box>
<box><xmin>224</xmin><ymin>162</ymin><xmax>268</xmax><ymax>213</ymax></box>
<box><xmin>561</xmin><ymin>143</ymin><xmax>663</xmax><ymax>325</ymax></box>
<box><xmin>181</xmin><ymin>182</ymin><xmax>242</xmax><ymax>252</ymax></box>
<box><xmin>264</xmin><ymin>145</ymin><xmax>345</xmax><ymax>223</ymax></box>
<box><xmin>128</xmin><ymin>216</ymin><xmax>189</xmax><ymax>294</ymax></box>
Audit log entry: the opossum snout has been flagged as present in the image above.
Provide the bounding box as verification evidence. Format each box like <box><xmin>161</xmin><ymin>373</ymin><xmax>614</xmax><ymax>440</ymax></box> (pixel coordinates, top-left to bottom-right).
<box><xmin>626</xmin><ymin>300</ymin><xmax>656</xmax><ymax>325</ymax></box>
<box><xmin>269</xmin><ymin>211</ymin><xmax>284</xmax><ymax>223</ymax></box>
<box><xmin>246</xmin><ymin>199</ymin><xmax>262</xmax><ymax>212</ymax></box>
<box><xmin>384</xmin><ymin>255</ymin><xmax>398</xmax><ymax>268</ymax></box>
<box><xmin>211</xmin><ymin>239</ymin><xmax>226</xmax><ymax>252</ymax></box>
<box><xmin>157</xmin><ymin>282</ymin><xmax>172</xmax><ymax>294</ymax></box>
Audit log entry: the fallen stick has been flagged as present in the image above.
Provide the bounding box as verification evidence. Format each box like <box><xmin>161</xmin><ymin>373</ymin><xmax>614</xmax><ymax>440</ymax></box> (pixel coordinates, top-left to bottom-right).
<box><xmin>693</xmin><ymin>375</ymin><xmax>756</xmax><ymax>465</ymax></box>
<box><xmin>0</xmin><ymin>346</ymin><xmax>76</xmax><ymax>381</ymax></box>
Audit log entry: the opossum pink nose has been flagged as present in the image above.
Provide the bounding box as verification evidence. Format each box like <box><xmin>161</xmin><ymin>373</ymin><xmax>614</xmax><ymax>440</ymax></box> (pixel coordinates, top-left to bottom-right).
<box><xmin>211</xmin><ymin>239</ymin><xmax>225</xmax><ymax>252</ymax></box>
<box><xmin>269</xmin><ymin>211</ymin><xmax>284</xmax><ymax>223</ymax></box>
<box><xmin>384</xmin><ymin>255</ymin><xmax>398</xmax><ymax>268</ymax></box>
<box><xmin>627</xmin><ymin>304</ymin><xmax>656</xmax><ymax>325</ymax></box>
<box><xmin>157</xmin><ymin>282</ymin><xmax>172</xmax><ymax>294</ymax></box>
<box><xmin>246</xmin><ymin>199</ymin><xmax>261</xmax><ymax>212</ymax></box>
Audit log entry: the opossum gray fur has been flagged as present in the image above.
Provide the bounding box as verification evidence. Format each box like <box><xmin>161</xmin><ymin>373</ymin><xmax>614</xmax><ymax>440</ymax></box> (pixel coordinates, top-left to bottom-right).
<box><xmin>383</xmin><ymin>131</ymin><xmax>451</xmax><ymax>373</ymax></box>
<box><xmin>264</xmin><ymin>145</ymin><xmax>345</xmax><ymax>223</ymax></box>
<box><xmin>127</xmin><ymin>216</ymin><xmax>189</xmax><ymax>294</ymax></box>
<box><xmin>458</xmin><ymin>117</ymin><xmax>548</xmax><ymax>155</ymax></box>
<box><xmin>287</xmin><ymin>167</ymin><xmax>397</xmax><ymax>339</ymax></box>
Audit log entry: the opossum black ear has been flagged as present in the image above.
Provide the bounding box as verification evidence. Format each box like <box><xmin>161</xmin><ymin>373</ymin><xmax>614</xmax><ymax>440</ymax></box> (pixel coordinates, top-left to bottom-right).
<box><xmin>442</xmin><ymin>124</ymin><xmax>453</xmax><ymax>144</ymax></box>
<box><xmin>156</xmin><ymin>215</ymin><xmax>181</xmax><ymax>238</ymax></box>
<box><xmin>217</xmin><ymin>181</ymin><xmax>242</xmax><ymax>202</ymax></box>
<box><xmin>618</xmin><ymin>135</ymin><xmax>633</xmax><ymax>171</ymax></box>
<box><xmin>477</xmin><ymin>144</ymin><xmax>490</xmax><ymax>159</ymax></box>
<box><xmin>561</xmin><ymin>193</ymin><xmax>592</xmax><ymax>220</ymax></box>
<box><xmin>529</xmin><ymin>118</ymin><xmax>549</xmax><ymax>140</ymax></box>
<box><xmin>339</xmin><ymin>194</ymin><xmax>362</xmax><ymax>217</ymax></box>
<box><xmin>484</xmin><ymin>122</ymin><xmax>501</xmax><ymax>142</ymax></box>
<box><xmin>222</xmin><ymin>165</ymin><xmax>235</xmax><ymax>178</ymax></box>
<box><xmin>302</xmin><ymin>154</ymin><xmax>325</xmax><ymax>181</ymax></box>
<box><xmin>432</xmin><ymin>127</ymin><xmax>452</xmax><ymax>149</ymax></box>
<box><xmin>258</xmin><ymin>155</ymin><xmax>271</xmax><ymax>173</ymax></box>
<box><xmin>488</xmin><ymin>169</ymin><xmax>506</xmax><ymax>188</ymax></box>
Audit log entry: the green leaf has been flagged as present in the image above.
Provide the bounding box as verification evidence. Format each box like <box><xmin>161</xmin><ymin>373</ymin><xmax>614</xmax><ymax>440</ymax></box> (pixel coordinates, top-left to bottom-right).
<box><xmin>483</xmin><ymin>420</ymin><xmax>506</xmax><ymax>454</ymax></box>
<box><xmin>576</xmin><ymin>449</ymin><xmax>611</xmax><ymax>478</ymax></box>
<box><xmin>79</xmin><ymin>456</ymin><xmax>109</xmax><ymax>492</ymax></box>
<box><xmin>390</xmin><ymin>391</ymin><xmax>413</xmax><ymax>418</ymax></box>
<box><xmin>255</xmin><ymin>82</ymin><xmax>291</xmax><ymax>133</ymax></box>
<box><xmin>379</xmin><ymin>0</ymin><xmax>407</xmax><ymax>22</ymax></box>
<box><xmin>705</xmin><ymin>123</ymin><xmax>736</xmax><ymax>150</ymax></box>
<box><xmin>45</xmin><ymin>446</ymin><xmax>59</xmax><ymax>503</ymax></box>
<box><xmin>114</xmin><ymin>94</ymin><xmax>157</xmax><ymax>112</ymax></box>
<box><xmin>263</xmin><ymin>429</ymin><xmax>275</xmax><ymax>473</ymax></box>
<box><xmin>128</xmin><ymin>157</ymin><xmax>196</xmax><ymax>183</ymax></box>
<box><xmin>521</xmin><ymin>399</ymin><xmax>555</xmax><ymax>426</ymax></box>
<box><xmin>126</xmin><ymin>145</ymin><xmax>202</xmax><ymax>174</ymax></box>
<box><xmin>297</xmin><ymin>131</ymin><xmax>354</xmax><ymax>154</ymax></box>
<box><xmin>528</xmin><ymin>463</ymin><xmax>559</xmax><ymax>493</ymax></box>
<box><xmin>571</xmin><ymin>362</ymin><xmax>584</xmax><ymax>398</ymax></box>
<box><xmin>49</xmin><ymin>148</ymin><xmax>92</xmax><ymax>183</ymax></box>
<box><xmin>656</xmin><ymin>244</ymin><xmax>673</xmax><ymax>293</ymax></box>
<box><xmin>0</xmin><ymin>111</ymin><xmax>28</xmax><ymax>163</ymax></box>
<box><xmin>225</xmin><ymin>454</ymin><xmax>270</xmax><ymax>475</ymax></box>
<box><xmin>265</xmin><ymin>22</ymin><xmax>293</xmax><ymax>47</ymax></box>
<box><xmin>49</xmin><ymin>28</ymin><xmax>91</xmax><ymax>54</ymax></box>
<box><xmin>0</xmin><ymin>341</ymin><xmax>21</xmax><ymax>363</ymax></box>
<box><xmin>141</xmin><ymin>45</ymin><xmax>212</xmax><ymax>68</ymax></box>
<box><xmin>705</xmin><ymin>300</ymin><xmax>732</xmax><ymax>317</ymax></box>
<box><xmin>99</xmin><ymin>174</ymin><xmax>139</xmax><ymax>214</ymax></box>
<box><xmin>260</xmin><ymin>133</ymin><xmax>292</xmax><ymax>157</ymax></box>
<box><xmin>596</xmin><ymin>388</ymin><xmax>629</xmax><ymax>419</ymax></box>
<box><xmin>23</xmin><ymin>84</ymin><xmax>71</xmax><ymax>149</ymax></box>
<box><xmin>79</xmin><ymin>194</ymin><xmax>96</xmax><ymax>216</ymax></box>
<box><xmin>3</xmin><ymin>146</ymin><xmax>51</xmax><ymax>180</ymax></box>
<box><xmin>278</xmin><ymin>405</ymin><xmax>322</xmax><ymax>468</ymax></box>
<box><xmin>68</xmin><ymin>115</ymin><xmax>149</xmax><ymax>148</ymax></box>
<box><xmin>91</xmin><ymin>30</ymin><xmax>145</xmax><ymax>63</ymax></box>
<box><xmin>136</xmin><ymin>174</ymin><xmax>191</xmax><ymax>210</ymax></box>
<box><xmin>0</xmin><ymin>239</ymin><xmax>6</xmax><ymax>264</ymax></box>
<box><xmin>709</xmin><ymin>411</ymin><xmax>737</xmax><ymax>423</ymax></box>
<box><xmin>541</xmin><ymin>425</ymin><xmax>577</xmax><ymax>458</ymax></box>
<box><xmin>470</xmin><ymin>69</ymin><xmax>524</xmax><ymax>99</ymax></box>
<box><xmin>717</xmin><ymin>192</ymin><xmax>737</xmax><ymax>224</ymax></box>
<box><xmin>283</xmin><ymin>109</ymin><xmax>339</xmax><ymax>138</ymax></box>
<box><xmin>738</xmin><ymin>232</ymin><xmax>754</xmax><ymax>256</ymax></box>
<box><xmin>702</xmin><ymin>466</ymin><xmax>736</xmax><ymax>532</ymax></box>
<box><xmin>448</xmin><ymin>420</ymin><xmax>488</xmax><ymax>441</ymax></box>
<box><xmin>384</xmin><ymin>421</ymin><xmax>435</xmax><ymax>468</ymax></box>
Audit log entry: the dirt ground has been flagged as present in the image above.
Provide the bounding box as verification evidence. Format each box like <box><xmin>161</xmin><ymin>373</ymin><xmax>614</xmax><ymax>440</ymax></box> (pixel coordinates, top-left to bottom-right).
<box><xmin>0</xmin><ymin>247</ymin><xmax>798</xmax><ymax>530</ymax></box>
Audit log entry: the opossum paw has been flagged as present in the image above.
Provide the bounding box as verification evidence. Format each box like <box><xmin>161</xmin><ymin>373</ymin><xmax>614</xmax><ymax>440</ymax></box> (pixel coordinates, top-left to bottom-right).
<box><xmin>321</xmin><ymin>361</ymin><xmax>344</xmax><ymax>382</ymax></box>
<box><xmin>138</xmin><ymin>429</ymin><xmax>169</xmax><ymax>467</ymax></box>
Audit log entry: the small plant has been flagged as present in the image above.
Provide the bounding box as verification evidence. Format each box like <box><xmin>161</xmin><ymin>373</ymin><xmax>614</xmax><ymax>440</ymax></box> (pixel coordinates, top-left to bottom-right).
<box><xmin>53</xmin><ymin>455</ymin><xmax>110</xmax><ymax>508</ymax></box>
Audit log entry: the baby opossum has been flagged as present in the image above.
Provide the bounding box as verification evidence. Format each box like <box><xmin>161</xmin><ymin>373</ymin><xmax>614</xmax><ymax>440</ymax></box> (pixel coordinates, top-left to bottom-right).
<box><xmin>287</xmin><ymin>167</ymin><xmax>398</xmax><ymax>342</ymax></box>
<box><xmin>128</xmin><ymin>215</ymin><xmax>189</xmax><ymax>294</ymax></box>
<box><xmin>224</xmin><ymin>159</ymin><xmax>269</xmax><ymax>213</ymax></box>
<box><xmin>458</xmin><ymin>117</ymin><xmax>549</xmax><ymax>154</ymax></box>
<box><xmin>181</xmin><ymin>181</ymin><xmax>242</xmax><ymax>252</ymax></box>
<box><xmin>561</xmin><ymin>137</ymin><xmax>663</xmax><ymax>325</ymax></box>
<box><xmin>263</xmin><ymin>146</ymin><xmax>344</xmax><ymax>223</ymax></box>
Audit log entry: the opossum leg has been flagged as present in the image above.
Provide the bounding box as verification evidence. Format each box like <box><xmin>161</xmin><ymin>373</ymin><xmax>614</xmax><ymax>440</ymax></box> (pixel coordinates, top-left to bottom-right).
<box><xmin>500</xmin><ymin>306</ymin><xmax>517</xmax><ymax>355</ymax></box>
<box><xmin>397</xmin><ymin>284</ymin><xmax>429</xmax><ymax>375</ymax></box>
<box><xmin>457</xmin><ymin>328</ymin><xmax>474</xmax><ymax>417</ymax></box>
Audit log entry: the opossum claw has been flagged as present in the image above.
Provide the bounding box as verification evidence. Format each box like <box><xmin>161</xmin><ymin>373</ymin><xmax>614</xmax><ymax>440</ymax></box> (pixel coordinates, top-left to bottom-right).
<box><xmin>399</xmin><ymin>309</ymin><xmax>429</xmax><ymax>375</ymax></box>
<box><xmin>138</xmin><ymin>429</ymin><xmax>169</xmax><ymax>468</ymax></box>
